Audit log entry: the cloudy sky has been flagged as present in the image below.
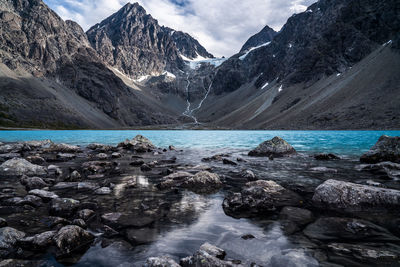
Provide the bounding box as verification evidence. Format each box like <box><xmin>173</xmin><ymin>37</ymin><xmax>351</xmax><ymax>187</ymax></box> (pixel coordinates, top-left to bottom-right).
<box><xmin>44</xmin><ymin>0</ymin><xmax>316</xmax><ymax>57</ymax></box>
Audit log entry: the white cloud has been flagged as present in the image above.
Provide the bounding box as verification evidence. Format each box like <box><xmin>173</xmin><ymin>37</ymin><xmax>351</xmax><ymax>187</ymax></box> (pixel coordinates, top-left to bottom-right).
<box><xmin>44</xmin><ymin>0</ymin><xmax>316</xmax><ymax>57</ymax></box>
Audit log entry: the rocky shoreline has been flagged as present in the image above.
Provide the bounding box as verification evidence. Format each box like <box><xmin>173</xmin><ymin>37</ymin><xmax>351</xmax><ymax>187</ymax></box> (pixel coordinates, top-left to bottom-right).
<box><xmin>0</xmin><ymin>135</ymin><xmax>399</xmax><ymax>266</ymax></box>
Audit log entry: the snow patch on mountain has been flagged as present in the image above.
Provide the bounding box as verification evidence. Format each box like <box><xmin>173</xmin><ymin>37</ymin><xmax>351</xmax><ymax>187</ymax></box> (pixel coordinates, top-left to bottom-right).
<box><xmin>239</xmin><ymin>42</ymin><xmax>271</xmax><ymax>60</ymax></box>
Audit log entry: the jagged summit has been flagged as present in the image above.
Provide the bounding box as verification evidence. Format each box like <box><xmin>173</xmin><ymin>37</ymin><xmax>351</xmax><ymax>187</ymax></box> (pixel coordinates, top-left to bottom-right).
<box><xmin>240</xmin><ymin>25</ymin><xmax>277</xmax><ymax>53</ymax></box>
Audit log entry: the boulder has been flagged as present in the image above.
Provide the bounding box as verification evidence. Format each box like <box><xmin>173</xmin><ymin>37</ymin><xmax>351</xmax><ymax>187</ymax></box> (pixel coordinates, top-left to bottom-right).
<box><xmin>241</xmin><ymin>170</ymin><xmax>256</xmax><ymax>181</ymax></box>
<box><xmin>304</xmin><ymin>217</ymin><xmax>399</xmax><ymax>242</ymax></box>
<box><xmin>360</xmin><ymin>135</ymin><xmax>400</xmax><ymax>163</ymax></box>
<box><xmin>144</xmin><ymin>256</ymin><xmax>180</xmax><ymax>267</ymax></box>
<box><xmin>0</xmin><ymin>143</ymin><xmax>29</xmax><ymax>154</ymax></box>
<box><xmin>77</xmin><ymin>209</ymin><xmax>95</xmax><ymax>221</ymax></box>
<box><xmin>47</xmin><ymin>143</ymin><xmax>81</xmax><ymax>153</ymax></box>
<box><xmin>0</xmin><ymin>153</ymin><xmax>21</xmax><ymax>162</ymax></box>
<box><xmin>0</xmin><ymin>227</ymin><xmax>26</xmax><ymax>257</ymax></box>
<box><xmin>356</xmin><ymin>161</ymin><xmax>400</xmax><ymax>180</ymax></box>
<box><xmin>72</xmin><ymin>219</ymin><xmax>87</xmax><ymax>229</ymax></box>
<box><xmin>21</xmin><ymin>195</ymin><xmax>43</xmax><ymax>207</ymax></box>
<box><xmin>18</xmin><ymin>231</ymin><xmax>56</xmax><ymax>251</ymax></box>
<box><xmin>312</xmin><ymin>179</ymin><xmax>400</xmax><ymax>212</ymax></box>
<box><xmin>20</xmin><ymin>176</ymin><xmax>48</xmax><ymax>191</ymax></box>
<box><xmin>157</xmin><ymin>171</ymin><xmax>194</xmax><ymax>190</ymax></box>
<box><xmin>87</xmin><ymin>143</ymin><xmax>113</xmax><ymax>152</ymax></box>
<box><xmin>111</xmin><ymin>152</ymin><xmax>121</xmax><ymax>158</ymax></box>
<box><xmin>29</xmin><ymin>189</ymin><xmax>59</xmax><ymax>202</ymax></box>
<box><xmin>223</xmin><ymin>158</ymin><xmax>237</xmax><ymax>166</ymax></box>
<box><xmin>0</xmin><ymin>158</ymin><xmax>47</xmax><ymax>176</ymax></box>
<box><xmin>140</xmin><ymin>164</ymin><xmax>152</xmax><ymax>172</ymax></box>
<box><xmin>96</xmin><ymin>153</ymin><xmax>108</xmax><ymax>160</ymax></box>
<box><xmin>248</xmin><ymin>136</ymin><xmax>296</xmax><ymax>157</ymax></box>
<box><xmin>182</xmin><ymin>171</ymin><xmax>222</xmax><ymax>194</ymax></box>
<box><xmin>49</xmin><ymin>198</ymin><xmax>80</xmax><ymax>217</ymax></box>
<box><xmin>26</xmin><ymin>155</ymin><xmax>46</xmax><ymax>165</ymax></box>
<box><xmin>94</xmin><ymin>187</ymin><xmax>111</xmax><ymax>195</ymax></box>
<box><xmin>53</xmin><ymin>225</ymin><xmax>94</xmax><ymax>257</ymax></box>
<box><xmin>118</xmin><ymin>135</ymin><xmax>155</xmax><ymax>152</ymax></box>
<box><xmin>0</xmin><ymin>218</ymin><xmax>7</xmax><ymax>228</ymax></box>
<box><xmin>56</xmin><ymin>153</ymin><xmax>76</xmax><ymax>162</ymax></box>
<box><xmin>279</xmin><ymin>207</ymin><xmax>314</xmax><ymax>226</ymax></box>
<box><xmin>223</xmin><ymin>180</ymin><xmax>303</xmax><ymax>218</ymax></box>
<box><xmin>69</xmin><ymin>170</ymin><xmax>81</xmax><ymax>181</ymax></box>
<box><xmin>24</xmin><ymin>140</ymin><xmax>53</xmax><ymax>149</ymax></box>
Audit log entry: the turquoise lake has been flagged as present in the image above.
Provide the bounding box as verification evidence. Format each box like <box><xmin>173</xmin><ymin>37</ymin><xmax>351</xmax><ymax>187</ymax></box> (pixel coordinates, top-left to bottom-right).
<box><xmin>1</xmin><ymin>130</ymin><xmax>399</xmax><ymax>156</ymax></box>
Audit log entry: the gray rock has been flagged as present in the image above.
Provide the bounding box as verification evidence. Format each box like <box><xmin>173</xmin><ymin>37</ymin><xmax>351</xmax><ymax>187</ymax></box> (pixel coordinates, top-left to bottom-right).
<box><xmin>304</xmin><ymin>217</ymin><xmax>400</xmax><ymax>242</ymax></box>
<box><xmin>279</xmin><ymin>207</ymin><xmax>314</xmax><ymax>226</ymax></box>
<box><xmin>157</xmin><ymin>171</ymin><xmax>194</xmax><ymax>190</ymax></box>
<box><xmin>112</xmin><ymin>152</ymin><xmax>122</xmax><ymax>158</ymax></box>
<box><xmin>28</xmin><ymin>189</ymin><xmax>59</xmax><ymax>202</ymax></box>
<box><xmin>356</xmin><ymin>161</ymin><xmax>400</xmax><ymax>180</ymax></box>
<box><xmin>69</xmin><ymin>170</ymin><xmax>81</xmax><ymax>181</ymax></box>
<box><xmin>96</xmin><ymin>153</ymin><xmax>108</xmax><ymax>160</ymax></box>
<box><xmin>269</xmin><ymin>249</ymin><xmax>319</xmax><ymax>267</ymax></box>
<box><xmin>52</xmin><ymin>182</ymin><xmax>79</xmax><ymax>190</ymax></box>
<box><xmin>49</xmin><ymin>198</ymin><xmax>80</xmax><ymax>217</ymax></box>
<box><xmin>53</xmin><ymin>225</ymin><xmax>94</xmax><ymax>257</ymax></box>
<box><xmin>101</xmin><ymin>212</ymin><xmax>155</xmax><ymax>229</ymax></box>
<box><xmin>95</xmin><ymin>187</ymin><xmax>112</xmax><ymax>195</ymax></box>
<box><xmin>314</xmin><ymin>153</ymin><xmax>341</xmax><ymax>160</ymax></box>
<box><xmin>0</xmin><ymin>227</ymin><xmax>26</xmax><ymax>257</ymax></box>
<box><xmin>223</xmin><ymin>180</ymin><xmax>304</xmax><ymax>218</ymax></box>
<box><xmin>248</xmin><ymin>137</ymin><xmax>296</xmax><ymax>157</ymax></box>
<box><xmin>87</xmin><ymin>143</ymin><xmax>113</xmax><ymax>152</ymax></box>
<box><xmin>24</xmin><ymin>140</ymin><xmax>53</xmax><ymax>149</ymax></box>
<box><xmin>309</xmin><ymin>167</ymin><xmax>338</xmax><ymax>173</ymax></box>
<box><xmin>18</xmin><ymin>231</ymin><xmax>56</xmax><ymax>251</ymax></box>
<box><xmin>22</xmin><ymin>195</ymin><xmax>43</xmax><ymax>207</ymax></box>
<box><xmin>0</xmin><ymin>153</ymin><xmax>21</xmax><ymax>162</ymax></box>
<box><xmin>223</xmin><ymin>158</ymin><xmax>237</xmax><ymax>166</ymax></box>
<box><xmin>0</xmin><ymin>158</ymin><xmax>47</xmax><ymax>176</ymax></box>
<box><xmin>56</xmin><ymin>153</ymin><xmax>76</xmax><ymax>162</ymax></box>
<box><xmin>26</xmin><ymin>155</ymin><xmax>46</xmax><ymax>165</ymax></box>
<box><xmin>241</xmin><ymin>170</ymin><xmax>256</xmax><ymax>181</ymax></box>
<box><xmin>312</xmin><ymin>179</ymin><xmax>400</xmax><ymax>212</ymax></box>
<box><xmin>361</xmin><ymin>135</ymin><xmax>400</xmax><ymax>164</ymax></box>
<box><xmin>118</xmin><ymin>135</ymin><xmax>155</xmax><ymax>152</ymax></box>
<box><xmin>20</xmin><ymin>176</ymin><xmax>48</xmax><ymax>191</ymax></box>
<box><xmin>144</xmin><ymin>256</ymin><xmax>180</xmax><ymax>267</ymax></box>
<box><xmin>0</xmin><ymin>219</ymin><xmax>6</xmax><ymax>228</ymax></box>
<box><xmin>48</xmin><ymin>165</ymin><xmax>63</xmax><ymax>177</ymax></box>
<box><xmin>47</xmin><ymin>143</ymin><xmax>81</xmax><ymax>153</ymax></box>
<box><xmin>72</xmin><ymin>219</ymin><xmax>87</xmax><ymax>229</ymax></box>
<box><xmin>0</xmin><ymin>143</ymin><xmax>27</xmax><ymax>154</ymax></box>
<box><xmin>125</xmin><ymin>227</ymin><xmax>158</xmax><ymax>245</ymax></box>
<box><xmin>77</xmin><ymin>209</ymin><xmax>95</xmax><ymax>221</ymax></box>
<box><xmin>77</xmin><ymin>182</ymin><xmax>100</xmax><ymax>191</ymax></box>
<box><xmin>182</xmin><ymin>171</ymin><xmax>222</xmax><ymax>194</ymax></box>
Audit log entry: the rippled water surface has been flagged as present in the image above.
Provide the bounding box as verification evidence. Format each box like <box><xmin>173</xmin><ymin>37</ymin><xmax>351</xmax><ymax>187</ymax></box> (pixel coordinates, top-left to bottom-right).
<box><xmin>1</xmin><ymin>130</ymin><xmax>399</xmax><ymax>156</ymax></box>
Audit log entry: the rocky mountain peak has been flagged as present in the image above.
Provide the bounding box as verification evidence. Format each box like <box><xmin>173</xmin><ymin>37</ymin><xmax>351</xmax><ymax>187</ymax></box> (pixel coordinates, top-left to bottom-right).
<box><xmin>240</xmin><ymin>25</ymin><xmax>277</xmax><ymax>53</ymax></box>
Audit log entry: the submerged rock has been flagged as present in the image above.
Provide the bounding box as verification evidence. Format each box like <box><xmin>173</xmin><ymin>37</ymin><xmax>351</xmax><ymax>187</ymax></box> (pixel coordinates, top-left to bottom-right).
<box><xmin>241</xmin><ymin>170</ymin><xmax>257</xmax><ymax>181</ymax></box>
<box><xmin>304</xmin><ymin>217</ymin><xmax>399</xmax><ymax>242</ymax></box>
<box><xmin>279</xmin><ymin>207</ymin><xmax>314</xmax><ymax>226</ymax></box>
<box><xmin>18</xmin><ymin>231</ymin><xmax>56</xmax><ymax>251</ymax></box>
<box><xmin>248</xmin><ymin>136</ymin><xmax>296</xmax><ymax>157</ymax></box>
<box><xmin>0</xmin><ymin>158</ymin><xmax>47</xmax><ymax>176</ymax></box>
<box><xmin>180</xmin><ymin>243</ymin><xmax>241</xmax><ymax>267</ymax></box>
<box><xmin>360</xmin><ymin>135</ymin><xmax>400</xmax><ymax>163</ymax></box>
<box><xmin>223</xmin><ymin>180</ymin><xmax>303</xmax><ymax>218</ymax></box>
<box><xmin>49</xmin><ymin>198</ymin><xmax>80</xmax><ymax>217</ymax></box>
<box><xmin>101</xmin><ymin>212</ymin><xmax>155</xmax><ymax>229</ymax></box>
<box><xmin>53</xmin><ymin>225</ymin><xmax>94</xmax><ymax>257</ymax></box>
<box><xmin>312</xmin><ymin>179</ymin><xmax>400</xmax><ymax>212</ymax></box>
<box><xmin>47</xmin><ymin>143</ymin><xmax>81</xmax><ymax>153</ymax></box>
<box><xmin>314</xmin><ymin>153</ymin><xmax>341</xmax><ymax>160</ymax></box>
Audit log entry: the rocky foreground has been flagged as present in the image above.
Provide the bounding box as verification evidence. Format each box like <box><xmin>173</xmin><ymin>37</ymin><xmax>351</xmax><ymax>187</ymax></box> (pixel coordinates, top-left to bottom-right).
<box><xmin>0</xmin><ymin>135</ymin><xmax>399</xmax><ymax>266</ymax></box>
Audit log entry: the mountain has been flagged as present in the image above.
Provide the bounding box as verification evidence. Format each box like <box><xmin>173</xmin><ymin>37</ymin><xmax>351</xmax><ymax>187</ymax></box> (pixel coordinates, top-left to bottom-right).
<box><xmin>193</xmin><ymin>0</ymin><xmax>400</xmax><ymax>129</ymax></box>
<box><xmin>240</xmin><ymin>25</ymin><xmax>277</xmax><ymax>53</ymax></box>
<box><xmin>0</xmin><ymin>0</ymin><xmax>179</xmax><ymax>128</ymax></box>
<box><xmin>86</xmin><ymin>3</ymin><xmax>213</xmax><ymax>79</ymax></box>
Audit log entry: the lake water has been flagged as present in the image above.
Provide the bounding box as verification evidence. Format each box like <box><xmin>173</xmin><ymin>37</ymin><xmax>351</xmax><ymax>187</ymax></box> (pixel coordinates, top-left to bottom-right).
<box><xmin>1</xmin><ymin>130</ymin><xmax>399</xmax><ymax>156</ymax></box>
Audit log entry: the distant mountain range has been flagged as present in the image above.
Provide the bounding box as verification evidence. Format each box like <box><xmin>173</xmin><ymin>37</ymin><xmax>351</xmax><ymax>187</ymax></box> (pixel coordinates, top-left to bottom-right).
<box><xmin>0</xmin><ymin>0</ymin><xmax>399</xmax><ymax>129</ymax></box>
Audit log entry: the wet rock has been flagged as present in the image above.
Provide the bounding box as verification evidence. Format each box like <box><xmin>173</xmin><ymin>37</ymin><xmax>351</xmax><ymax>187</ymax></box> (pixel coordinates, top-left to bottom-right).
<box><xmin>77</xmin><ymin>182</ymin><xmax>100</xmax><ymax>191</ymax></box>
<box><xmin>96</xmin><ymin>153</ymin><xmax>108</xmax><ymax>160</ymax></box>
<box><xmin>22</xmin><ymin>195</ymin><xmax>43</xmax><ymax>207</ymax></box>
<box><xmin>0</xmin><ymin>153</ymin><xmax>21</xmax><ymax>162</ymax></box>
<box><xmin>0</xmin><ymin>219</ymin><xmax>6</xmax><ymax>228</ymax></box>
<box><xmin>2</xmin><ymin>197</ymin><xmax>24</xmax><ymax>206</ymax></box>
<box><xmin>309</xmin><ymin>167</ymin><xmax>338</xmax><ymax>173</ymax></box>
<box><xmin>327</xmin><ymin>242</ymin><xmax>400</xmax><ymax>266</ymax></box>
<box><xmin>69</xmin><ymin>170</ymin><xmax>81</xmax><ymax>181</ymax></box>
<box><xmin>82</xmin><ymin>161</ymin><xmax>114</xmax><ymax>174</ymax></box>
<box><xmin>41</xmin><ymin>217</ymin><xmax>71</xmax><ymax>228</ymax></box>
<box><xmin>312</xmin><ymin>179</ymin><xmax>400</xmax><ymax>212</ymax></box>
<box><xmin>77</xmin><ymin>209</ymin><xmax>95</xmax><ymax>221</ymax></box>
<box><xmin>87</xmin><ymin>143</ymin><xmax>113</xmax><ymax>152</ymax></box>
<box><xmin>0</xmin><ymin>227</ymin><xmax>26</xmax><ymax>257</ymax></box>
<box><xmin>180</xmin><ymin>243</ymin><xmax>240</xmax><ymax>267</ymax></box>
<box><xmin>56</xmin><ymin>153</ymin><xmax>76</xmax><ymax>162</ymax></box>
<box><xmin>145</xmin><ymin>256</ymin><xmax>180</xmax><ymax>267</ymax></box>
<box><xmin>223</xmin><ymin>158</ymin><xmax>237</xmax><ymax>166</ymax></box>
<box><xmin>0</xmin><ymin>143</ymin><xmax>28</xmax><ymax>154</ymax></box>
<box><xmin>52</xmin><ymin>182</ymin><xmax>79</xmax><ymax>190</ymax></box>
<box><xmin>49</xmin><ymin>198</ymin><xmax>80</xmax><ymax>217</ymax></box>
<box><xmin>47</xmin><ymin>143</ymin><xmax>81</xmax><ymax>153</ymax></box>
<box><xmin>118</xmin><ymin>135</ymin><xmax>155</xmax><ymax>153</ymax></box>
<box><xmin>303</xmin><ymin>217</ymin><xmax>400</xmax><ymax>242</ymax></box>
<box><xmin>24</xmin><ymin>140</ymin><xmax>53</xmax><ymax>149</ymax></box>
<box><xmin>0</xmin><ymin>158</ymin><xmax>47</xmax><ymax>177</ymax></box>
<box><xmin>99</xmin><ymin>225</ymin><xmax>119</xmax><ymax>238</ymax></box>
<box><xmin>223</xmin><ymin>180</ymin><xmax>304</xmax><ymax>218</ymax></box>
<box><xmin>26</xmin><ymin>155</ymin><xmax>46</xmax><ymax>165</ymax></box>
<box><xmin>20</xmin><ymin>176</ymin><xmax>48</xmax><ymax>191</ymax></box>
<box><xmin>241</xmin><ymin>234</ymin><xmax>255</xmax><ymax>240</ymax></box>
<box><xmin>360</xmin><ymin>135</ymin><xmax>400</xmax><ymax>164</ymax></box>
<box><xmin>201</xmin><ymin>154</ymin><xmax>229</xmax><ymax>162</ymax></box>
<box><xmin>169</xmin><ymin>145</ymin><xmax>176</xmax><ymax>151</ymax></box>
<box><xmin>356</xmin><ymin>161</ymin><xmax>400</xmax><ymax>180</ymax></box>
<box><xmin>130</xmin><ymin>160</ymin><xmax>145</xmax><ymax>166</ymax></box>
<box><xmin>125</xmin><ymin>227</ymin><xmax>158</xmax><ymax>245</ymax></box>
<box><xmin>101</xmin><ymin>212</ymin><xmax>155</xmax><ymax>229</ymax></box>
<box><xmin>95</xmin><ymin>187</ymin><xmax>111</xmax><ymax>195</ymax></box>
<box><xmin>141</xmin><ymin>164</ymin><xmax>152</xmax><ymax>172</ymax></box>
<box><xmin>28</xmin><ymin>189</ymin><xmax>59</xmax><ymax>202</ymax></box>
<box><xmin>314</xmin><ymin>153</ymin><xmax>341</xmax><ymax>160</ymax></box>
<box><xmin>48</xmin><ymin>165</ymin><xmax>63</xmax><ymax>177</ymax></box>
<box><xmin>72</xmin><ymin>219</ymin><xmax>87</xmax><ymax>229</ymax></box>
<box><xmin>241</xmin><ymin>170</ymin><xmax>256</xmax><ymax>181</ymax></box>
<box><xmin>112</xmin><ymin>152</ymin><xmax>122</xmax><ymax>158</ymax></box>
<box><xmin>270</xmin><ymin>249</ymin><xmax>319</xmax><ymax>267</ymax></box>
<box><xmin>279</xmin><ymin>207</ymin><xmax>314</xmax><ymax>226</ymax></box>
<box><xmin>182</xmin><ymin>171</ymin><xmax>222</xmax><ymax>194</ymax></box>
<box><xmin>53</xmin><ymin>225</ymin><xmax>94</xmax><ymax>257</ymax></box>
<box><xmin>157</xmin><ymin>172</ymin><xmax>194</xmax><ymax>190</ymax></box>
<box><xmin>18</xmin><ymin>231</ymin><xmax>56</xmax><ymax>251</ymax></box>
<box><xmin>248</xmin><ymin>136</ymin><xmax>296</xmax><ymax>157</ymax></box>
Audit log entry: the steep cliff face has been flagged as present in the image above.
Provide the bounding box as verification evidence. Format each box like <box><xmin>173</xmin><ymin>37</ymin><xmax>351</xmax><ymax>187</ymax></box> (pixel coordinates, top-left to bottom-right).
<box><xmin>240</xmin><ymin>25</ymin><xmax>277</xmax><ymax>53</ymax></box>
<box><xmin>212</xmin><ymin>0</ymin><xmax>400</xmax><ymax>95</ymax></box>
<box><xmin>0</xmin><ymin>0</ymin><xmax>178</xmax><ymax>128</ymax></box>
